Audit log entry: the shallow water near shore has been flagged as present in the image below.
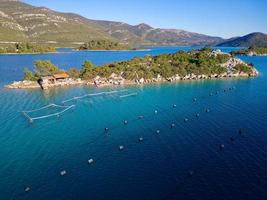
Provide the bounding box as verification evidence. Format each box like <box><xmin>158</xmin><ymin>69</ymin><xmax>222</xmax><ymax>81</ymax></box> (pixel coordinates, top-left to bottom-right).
<box><xmin>0</xmin><ymin>47</ymin><xmax>267</xmax><ymax>200</ymax></box>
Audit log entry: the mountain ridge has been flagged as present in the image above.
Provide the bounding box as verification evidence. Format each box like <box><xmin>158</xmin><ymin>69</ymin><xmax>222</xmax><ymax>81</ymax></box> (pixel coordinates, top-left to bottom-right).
<box><xmin>0</xmin><ymin>0</ymin><xmax>224</xmax><ymax>47</ymax></box>
<box><xmin>216</xmin><ymin>32</ymin><xmax>267</xmax><ymax>47</ymax></box>
<box><xmin>0</xmin><ymin>1</ymin><xmax>266</xmax><ymax>47</ymax></box>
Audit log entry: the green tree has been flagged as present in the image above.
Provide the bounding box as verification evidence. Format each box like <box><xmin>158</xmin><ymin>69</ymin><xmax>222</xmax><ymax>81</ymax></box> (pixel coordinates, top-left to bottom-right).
<box><xmin>67</xmin><ymin>68</ymin><xmax>81</xmax><ymax>79</ymax></box>
<box><xmin>80</xmin><ymin>60</ymin><xmax>95</xmax><ymax>79</ymax></box>
<box><xmin>23</xmin><ymin>68</ymin><xmax>36</xmax><ymax>81</ymax></box>
<box><xmin>34</xmin><ymin>60</ymin><xmax>59</xmax><ymax>77</ymax></box>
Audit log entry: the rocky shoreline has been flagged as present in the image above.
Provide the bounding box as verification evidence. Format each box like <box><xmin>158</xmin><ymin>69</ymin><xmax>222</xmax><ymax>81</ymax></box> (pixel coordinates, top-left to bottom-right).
<box><xmin>5</xmin><ymin>50</ymin><xmax>259</xmax><ymax>90</ymax></box>
<box><xmin>5</xmin><ymin>70</ymin><xmax>258</xmax><ymax>90</ymax></box>
<box><xmin>246</xmin><ymin>52</ymin><xmax>267</xmax><ymax>56</ymax></box>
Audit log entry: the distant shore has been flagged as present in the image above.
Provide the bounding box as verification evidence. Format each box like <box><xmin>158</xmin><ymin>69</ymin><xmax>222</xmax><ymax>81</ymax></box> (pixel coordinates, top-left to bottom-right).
<box><xmin>0</xmin><ymin>51</ymin><xmax>58</xmax><ymax>55</ymax></box>
<box><xmin>75</xmin><ymin>48</ymin><xmax>150</xmax><ymax>52</ymax></box>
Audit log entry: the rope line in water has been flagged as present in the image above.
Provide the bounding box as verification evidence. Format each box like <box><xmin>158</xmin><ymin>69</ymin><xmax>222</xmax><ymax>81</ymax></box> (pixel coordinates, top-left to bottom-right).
<box><xmin>119</xmin><ymin>93</ymin><xmax>138</xmax><ymax>98</ymax></box>
<box><xmin>21</xmin><ymin>104</ymin><xmax>75</xmax><ymax>122</ymax></box>
<box><xmin>61</xmin><ymin>89</ymin><xmax>128</xmax><ymax>104</ymax></box>
<box><xmin>81</xmin><ymin>87</ymin><xmax>232</xmax><ymax>151</ymax></box>
<box><xmin>20</xmin><ymin>86</ymin><xmax>240</xmax><ymax>196</ymax></box>
<box><xmin>161</xmin><ymin>130</ymin><xmax>246</xmax><ymax>200</ymax></box>
<box><xmin>20</xmin><ymin>89</ymin><xmax>129</xmax><ymax>123</ymax></box>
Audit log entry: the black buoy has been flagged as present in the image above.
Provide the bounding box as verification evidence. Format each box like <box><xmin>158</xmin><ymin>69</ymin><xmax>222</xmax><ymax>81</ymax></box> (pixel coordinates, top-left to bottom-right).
<box><xmin>193</xmin><ymin>98</ymin><xmax>197</xmax><ymax>102</ymax></box>
<box><xmin>188</xmin><ymin>171</ymin><xmax>194</xmax><ymax>177</ymax></box>
<box><xmin>138</xmin><ymin>115</ymin><xmax>144</xmax><ymax>119</ymax></box>
<box><xmin>209</xmin><ymin>93</ymin><xmax>213</xmax><ymax>96</ymax></box>
<box><xmin>220</xmin><ymin>144</ymin><xmax>225</xmax><ymax>150</ymax></box>
<box><xmin>104</xmin><ymin>127</ymin><xmax>109</xmax><ymax>132</ymax></box>
<box><xmin>139</xmin><ymin>137</ymin><xmax>144</xmax><ymax>142</ymax></box>
<box><xmin>216</xmin><ymin>91</ymin><xmax>219</xmax><ymax>95</ymax></box>
<box><xmin>171</xmin><ymin>123</ymin><xmax>175</xmax><ymax>128</ymax></box>
<box><xmin>224</xmin><ymin>89</ymin><xmax>226</xmax><ymax>92</ymax></box>
<box><xmin>206</xmin><ymin>108</ymin><xmax>210</xmax><ymax>113</ymax></box>
<box><xmin>238</xmin><ymin>129</ymin><xmax>242</xmax><ymax>135</ymax></box>
<box><xmin>195</xmin><ymin>113</ymin><xmax>200</xmax><ymax>117</ymax></box>
<box><xmin>24</xmin><ymin>186</ymin><xmax>30</xmax><ymax>193</ymax></box>
<box><xmin>230</xmin><ymin>137</ymin><xmax>235</xmax><ymax>142</ymax></box>
<box><xmin>124</xmin><ymin>120</ymin><xmax>128</xmax><ymax>125</ymax></box>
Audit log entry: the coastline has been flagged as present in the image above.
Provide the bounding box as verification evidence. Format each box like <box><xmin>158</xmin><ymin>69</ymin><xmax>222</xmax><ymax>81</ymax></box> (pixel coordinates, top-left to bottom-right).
<box><xmin>75</xmin><ymin>48</ymin><xmax>151</xmax><ymax>52</ymax></box>
<box><xmin>5</xmin><ymin>70</ymin><xmax>258</xmax><ymax>90</ymax></box>
<box><xmin>0</xmin><ymin>51</ymin><xmax>57</xmax><ymax>55</ymax></box>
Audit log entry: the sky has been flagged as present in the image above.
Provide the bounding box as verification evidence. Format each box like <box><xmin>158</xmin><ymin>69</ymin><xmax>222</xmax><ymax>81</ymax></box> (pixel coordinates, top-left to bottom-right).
<box><xmin>23</xmin><ymin>0</ymin><xmax>267</xmax><ymax>38</ymax></box>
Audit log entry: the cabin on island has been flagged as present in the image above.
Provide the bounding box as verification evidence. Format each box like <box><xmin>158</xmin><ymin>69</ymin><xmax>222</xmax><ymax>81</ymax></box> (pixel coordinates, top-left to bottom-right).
<box><xmin>41</xmin><ymin>72</ymin><xmax>70</xmax><ymax>84</ymax></box>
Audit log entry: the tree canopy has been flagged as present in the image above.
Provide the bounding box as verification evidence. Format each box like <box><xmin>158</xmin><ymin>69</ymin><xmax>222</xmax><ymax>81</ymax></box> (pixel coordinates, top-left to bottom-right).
<box><xmin>34</xmin><ymin>60</ymin><xmax>60</xmax><ymax>77</ymax></box>
<box><xmin>79</xmin><ymin>40</ymin><xmax>131</xmax><ymax>50</ymax></box>
<box><xmin>23</xmin><ymin>48</ymin><xmax>254</xmax><ymax>82</ymax></box>
<box><xmin>0</xmin><ymin>43</ymin><xmax>55</xmax><ymax>54</ymax></box>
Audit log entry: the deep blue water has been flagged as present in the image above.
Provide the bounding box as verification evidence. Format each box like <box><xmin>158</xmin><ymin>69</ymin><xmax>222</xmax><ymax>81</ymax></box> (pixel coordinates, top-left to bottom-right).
<box><xmin>0</xmin><ymin>47</ymin><xmax>266</xmax><ymax>200</ymax></box>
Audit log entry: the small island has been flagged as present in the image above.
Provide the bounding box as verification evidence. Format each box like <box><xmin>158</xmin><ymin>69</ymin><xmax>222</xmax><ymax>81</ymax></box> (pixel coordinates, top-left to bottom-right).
<box><xmin>231</xmin><ymin>46</ymin><xmax>267</xmax><ymax>56</ymax></box>
<box><xmin>78</xmin><ymin>40</ymin><xmax>133</xmax><ymax>51</ymax></box>
<box><xmin>6</xmin><ymin>48</ymin><xmax>258</xmax><ymax>89</ymax></box>
<box><xmin>0</xmin><ymin>43</ymin><xmax>56</xmax><ymax>54</ymax></box>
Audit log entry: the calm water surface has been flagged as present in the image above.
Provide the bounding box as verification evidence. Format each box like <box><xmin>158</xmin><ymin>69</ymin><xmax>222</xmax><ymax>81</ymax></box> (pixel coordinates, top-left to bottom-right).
<box><xmin>0</xmin><ymin>47</ymin><xmax>266</xmax><ymax>200</ymax></box>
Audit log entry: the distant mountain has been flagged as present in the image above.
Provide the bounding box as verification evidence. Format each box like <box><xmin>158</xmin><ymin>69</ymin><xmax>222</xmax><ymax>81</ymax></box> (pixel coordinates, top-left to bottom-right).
<box><xmin>0</xmin><ymin>0</ymin><xmax>224</xmax><ymax>47</ymax></box>
<box><xmin>216</xmin><ymin>32</ymin><xmax>267</xmax><ymax>47</ymax></box>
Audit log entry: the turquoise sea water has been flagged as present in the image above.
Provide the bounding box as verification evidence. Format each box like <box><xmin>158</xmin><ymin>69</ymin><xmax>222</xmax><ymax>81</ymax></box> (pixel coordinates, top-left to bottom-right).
<box><xmin>0</xmin><ymin>47</ymin><xmax>266</xmax><ymax>200</ymax></box>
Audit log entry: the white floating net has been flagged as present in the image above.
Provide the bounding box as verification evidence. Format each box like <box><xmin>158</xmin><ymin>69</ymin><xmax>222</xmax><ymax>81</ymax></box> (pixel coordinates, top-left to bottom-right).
<box><xmin>119</xmin><ymin>92</ymin><xmax>138</xmax><ymax>98</ymax></box>
<box><xmin>22</xmin><ymin>104</ymin><xmax>75</xmax><ymax>123</ymax></box>
<box><xmin>61</xmin><ymin>89</ymin><xmax>129</xmax><ymax>104</ymax></box>
<box><xmin>21</xmin><ymin>89</ymin><xmax>138</xmax><ymax>123</ymax></box>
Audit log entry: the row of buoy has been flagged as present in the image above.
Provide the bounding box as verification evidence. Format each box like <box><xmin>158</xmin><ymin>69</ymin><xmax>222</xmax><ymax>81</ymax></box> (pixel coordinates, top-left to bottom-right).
<box><xmin>163</xmin><ymin>128</ymin><xmax>245</xmax><ymax>200</ymax></box>
<box><xmin>23</xmin><ymin>87</ymin><xmax>236</xmax><ymax>193</ymax></box>
<box><xmin>106</xmin><ymin>87</ymin><xmax>234</xmax><ymax>134</ymax></box>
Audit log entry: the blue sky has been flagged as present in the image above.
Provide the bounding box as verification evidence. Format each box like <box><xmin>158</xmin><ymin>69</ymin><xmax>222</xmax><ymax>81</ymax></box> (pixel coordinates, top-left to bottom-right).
<box><xmin>24</xmin><ymin>0</ymin><xmax>267</xmax><ymax>38</ymax></box>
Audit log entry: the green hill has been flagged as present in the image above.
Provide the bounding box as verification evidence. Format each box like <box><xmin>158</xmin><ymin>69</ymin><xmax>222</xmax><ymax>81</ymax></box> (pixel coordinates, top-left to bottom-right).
<box><xmin>0</xmin><ymin>0</ymin><xmax>224</xmax><ymax>47</ymax></box>
<box><xmin>216</xmin><ymin>32</ymin><xmax>267</xmax><ymax>47</ymax></box>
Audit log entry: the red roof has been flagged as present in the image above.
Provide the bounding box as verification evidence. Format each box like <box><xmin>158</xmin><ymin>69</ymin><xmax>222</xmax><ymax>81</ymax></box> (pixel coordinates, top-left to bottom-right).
<box><xmin>53</xmin><ymin>73</ymin><xmax>69</xmax><ymax>79</ymax></box>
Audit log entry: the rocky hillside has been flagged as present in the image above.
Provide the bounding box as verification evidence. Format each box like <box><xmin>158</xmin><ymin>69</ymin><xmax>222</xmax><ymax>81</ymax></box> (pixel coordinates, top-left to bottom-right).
<box><xmin>216</xmin><ymin>32</ymin><xmax>267</xmax><ymax>47</ymax></box>
<box><xmin>0</xmin><ymin>0</ymin><xmax>224</xmax><ymax>47</ymax></box>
